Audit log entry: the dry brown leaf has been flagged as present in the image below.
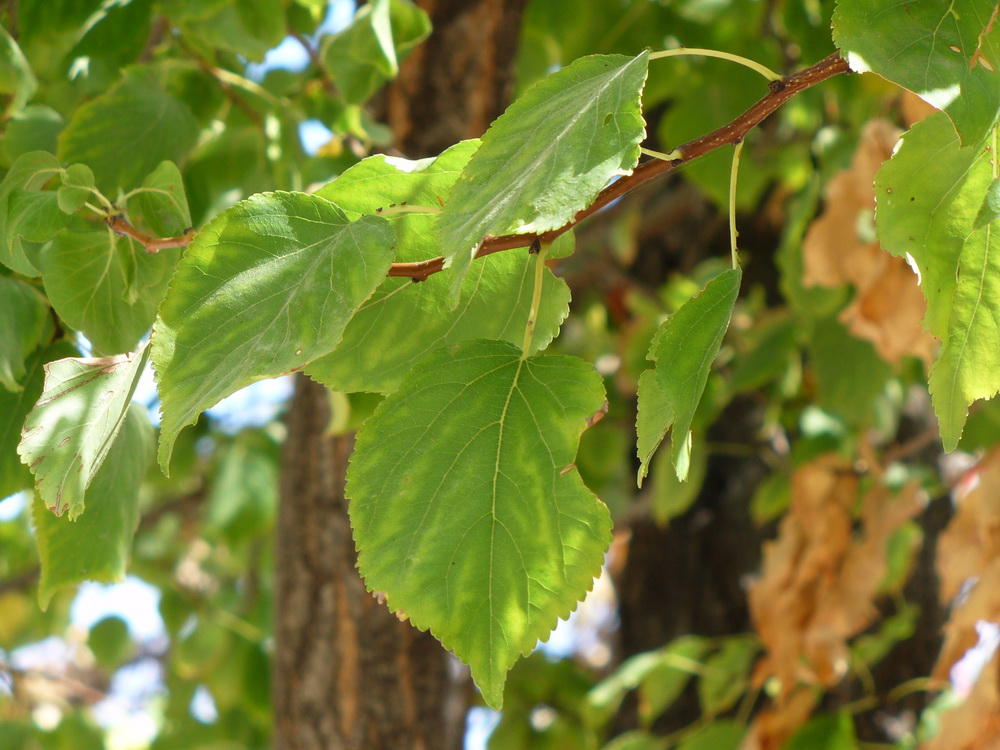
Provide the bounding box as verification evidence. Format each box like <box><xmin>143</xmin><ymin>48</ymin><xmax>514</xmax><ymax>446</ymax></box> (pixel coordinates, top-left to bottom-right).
<box><xmin>750</xmin><ymin>456</ymin><xmax>923</xmax><ymax>699</ymax></box>
<box><xmin>802</xmin><ymin>119</ymin><xmax>937</xmax><ymax>365</ymax></box>
<box><xmin>740</xmin><ymin>687</ymin><xmax>818</xmax><ymax>750</ymax></box>
<box><xmin>921</xmin><ymin>649</ymin><xmax>1000</xmax><ymax>750</ymax></box>
<box><xmin>938</xmin><ymin>447</ymin><xmax>1000</xmax><ymax>603</ymax></box>
<box><xmin>934</xmin><ymin>561</ymin><xmax>1000</xmax><ymax>682</ymax></box>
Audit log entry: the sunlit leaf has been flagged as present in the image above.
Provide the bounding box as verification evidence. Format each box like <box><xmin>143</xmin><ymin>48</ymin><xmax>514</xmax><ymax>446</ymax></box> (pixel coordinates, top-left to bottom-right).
<box><xmin>17</xmin><ymin>342</ymin><xmax>149</xmax><ymax>519</ymax></box>
<box><xmin>875</xmin><ymin>113</ymin><xmax>1000</xmax><ymax>449</ymax></box>
<box><xmin>834</xmin><ymin>0</ymin><xmax>1000</xmax><ymax>144</ymax></box>
<box><xmin>153</xmin><ymin>191</ymin><xmax>396</xmax><ymax>472</ymax></box>
<box><xmin>348</xmin><ymin>340</ymin><xmax>611</xmax><ymax>708</ymax></box>
<box><xmin>438</xmin><ymin>52</ymin><xmax>648</xmax><ymax>302</ymax></box>
<box><xmin>33</xmin><ymin>404</ymin><xmax>152</xmax><ymax>609</ymax></box>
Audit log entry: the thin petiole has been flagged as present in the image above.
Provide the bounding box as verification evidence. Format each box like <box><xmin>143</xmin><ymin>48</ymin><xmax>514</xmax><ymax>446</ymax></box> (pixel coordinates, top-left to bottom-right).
<box><xmin>649</xmin><ymin>47</ymin><xmax>783</xmax><ymax>83</ymax></box>
<box><xmin>640</xmin><ymin>146</ymin><xmax>684</xmax><ymax>161</ymax></box>
<box><xmin>520</xmin><ymin>240</ymin><xmax>549</xmax><ymax>359</ymax></box>
<box><xmin>729</xmin><ymin>140</ymin><xmax>744</xmax><ymax>269</ymax></box>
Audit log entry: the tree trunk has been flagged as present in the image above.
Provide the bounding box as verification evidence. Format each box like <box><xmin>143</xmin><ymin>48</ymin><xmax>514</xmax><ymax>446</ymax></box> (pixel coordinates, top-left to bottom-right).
<box><xmin>272</xmin><ymin>2</ymin><xmax>527</xmax><ymax>747</ymax></box>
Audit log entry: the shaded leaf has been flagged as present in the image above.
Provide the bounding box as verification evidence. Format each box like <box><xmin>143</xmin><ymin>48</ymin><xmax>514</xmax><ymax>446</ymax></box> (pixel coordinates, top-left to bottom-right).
<box><xmin>833</xmin><ymin>0</ymin><xmax>1000</xmax><ymax>144</ymax></box>
<box><xmin>129</xmin><ymin>160</ymin><xmax>192</xmax><ymax>238</ymax></box>
<box><xmin>32</xmin><ymin>404</ymin><xmax>152</xmax><ymax>609</ymax></box>
<box><xmin>348</xmin><ymin>340</ymin><xmax>611</xmax><ymax>708</ymax></box>
<box><xmin>153</xmin><ymin>191</ymin><xmax>396</xmax><ymax>472</ymax></box>
<box><xmin>637</xmin><ymin>268</ymin><xmax>741</xmax><ymax>483</ymax></box>
<box><xmin>7</xmin><ymin>188</ymin><xmax>68</xmax><ymax>242</ymax></box>
<box><xmin>0</xmin><ymin>26</ymin><xmax>37</xmax><ymax>113</ymax></box>
<box><xmin>438</xmin><ymin>52</ymin><xmax>648</xmax><ymax>302</ymax></box>
<box><xmin>40</xmin><ymin>230</ymin><xmax>175</xmax><ymax>355</ymax></box>
<box><xmin>17</xmin><ymin>342</ymin><xmax>150</xmax><ymax>519</ymax></box>
<box><xmin>0</xmin><ymin>150</ymin><xmax>62</xmax><ymax>275</ymax></box>
<box><xmin>875</xmin><ymin>113</ymin><xmax>1000</xmax><ymax>449</ymax></box>
<box><xmin>57</xmin><ymin>163</ymin><xmax>95</xmax><ymax>214</ymax></box>
<box><xmin>0</xmin><ymin>275</ymin><xmax>48</xmax><ymax>391</ymax></box>
<box><xmin>698</xmin><ymin>635</ymin><xmax>758</xmax><ymax>716</ymax></box>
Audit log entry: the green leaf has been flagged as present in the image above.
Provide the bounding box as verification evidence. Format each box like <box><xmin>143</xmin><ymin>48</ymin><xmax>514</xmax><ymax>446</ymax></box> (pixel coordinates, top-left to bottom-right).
<box><xmin>40</xmin><ymin>230</ymin><xmax>175</xmax><ymax>355</ymax></box>
<box><xmin>0</xmin><ymin>26</ymin><xmax>37</xmax><ymax>113</ymax></box>
<box><xmin>153</xmin><ymin>191</ymin><xmax>396</xmax><ymax>472</ymax></box>
<box><xmin>2</xmin><ymin>105</ymin><xmax>64</xmax><ymax>162</ymax></box>
<box><xmin>697</xmin><ymin>635</ymin><xmax>758</xmax><ymax>716</ymax></box>
<box><xmin>58</xmin><ymin>163</ymin><xmax>96</xmax><ymax>214</ymax></box>
<box><xmin>33</xmin><ymin>403</ymin><xmax>152</xmax><ymax>610</ymax></box>
<box><xmin>348</xmin><ymin>341</ymin><xmax>611</xmax><ymax>709</ymax></box>
<box><xmin>784</xmin><ymin>711</ymin><xmax>858</xmax><ymax>750</ymax></box>
<box><xmin>833</xmin><ymin>0</ymin><xmax>1000</xmax><ymax>144</ymax></box>
<box><xmin>322</xmin><ymin>0</ymin><xmax>431</xmax><ymax>104</ymax></box>
<box><xmin>438</xmin><ymin>52</ymin><xmax>649</xmax><ymax>302</ymax></box>
<box><xmin>70</xmin><ymin>0</ymin><xmax>154</xmax><ymax>69</ymax></box>
<box><xmin>651</xmin><ymin>433</ymin><xmax>707</xmax><ymax>525</ymax></box>
<box><xmin>676</xmin><ymin>721</ymin><xmax>745</xmax><ymax>750</ymax></box>
<box><xmin>88</xmin><ymin>616</ymin><xmax>132</xmax><ymax>669</ymax></box>
<box><xmin>188</xmin><ymin>0</ymin><xmax>286</xmax><ymax>61</ymax></box>
<box><xmin>875</xmin><ymin>113</ymin><xmax>999</xmax><ymax>449</ymax></box>
<box><xmin>639</xmin><ymin>636</ymin><xmax>711</xmax><ymax>726</ymax></box>
<box><xmin>0</xmin><ymin>276</ymin><xmax>49</xmax><ymax>391</ymax></box>
<box><xmin>0</xmin><ymin>343</ymin><xmax>77</xmax><ymax>500</ymax></box>
<box><xmin>975</xmin><ymin>176</ymin><xmax>1000</xmax><ymax>230</ymax></box>
<box><xmin>128</xmin><ymin>160</ymin><xmax>192</xmax><ymax>237</ymax></box>
<box><xmin>307</xmin><ymin>139</ymin><xmax>570</xmax><ymax>393</ymax></box>
<box><xmin>0</xmin><ymin>150</ymin><xmax>62</xmax><ymax>276</ymax></box>
<box><xmin>637</xmin><ymin>268</ymin><xmax>741</xmax><ymax>483</ymax></box>
<box><xmin>17</xmin><ymin>342</ymin><xmax>150</xmax><ymax>519</ymax></box>
<box><xmin>7</xmin><ymin>189</ymin><xmax>68</xmax><ymax>242</ymax></box>
<box><xmin>57</xmin><ymin>67</ymin><xmax>199</xmax><ymax>192</ymax></box>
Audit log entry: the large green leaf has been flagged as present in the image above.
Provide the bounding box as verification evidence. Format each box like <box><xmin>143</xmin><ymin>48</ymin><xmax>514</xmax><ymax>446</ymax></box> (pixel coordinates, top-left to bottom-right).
<box><xmin>0</xmin><ymin>343</ymin><xmax>77</xmax><ymax>501</ymax></box>
<box><xmin>32</xmin><ymin>403</ymin><xmax>153</xmax><ymax>610</ymax></box>
<box><xmin>17</xmin><ymin>342</ymin><xmax>150</xmax><ymax>519</ymax></box>
<box><xmin>153</xmin><ymin>191</ymin><xmax>396</xmax><ymax>472</ymax></box>
<box><xmin>40</xmin><ymin>230</ymin><xmax>175</xmax><ymax>356</ymax></box>
<box><xmin>833</xmin><ymin>0</ymin><xmax>1000</xmax><ymax>144</ymax></box>
<box><xmin>0</xmin><ymin>276</ymin><xmax>49</xmax><ymax>391</ymax></box>
<box><xmin>0</xmin><ymin>150</ymin><xmax>62</xmax><ymax>276</ymax></box>
<box><xmin>307</xmin><ymin>141</ymin><xmax>570</xmax><ymax>393</ymax></box>
<box><xmin>875</xmin><ymin>113</ymin><xmax>999</xmax><ymax>449</ymax></box>
<box><xmin>348</xmin><ymin>340</ymin><xmax>611</xmax><ymax>709</ymax></box>
<box><xmin>437</xmin><ymin>52</ymin><xmax>649</xmax><ymax>302</ymax></box>
<box><xmin>637</xmin><ymin>268</ymin><xmax>741</xmax><ymax>483</ymax></box>
<box><xmin>57</xmin><ymin>67</ymin><xmax>199</xmax><ymax>192</ymax></box>
<box><xmin>322</xmin><ymin>0</ymin><xmax>431</xmax><ymax>104</ymax></box>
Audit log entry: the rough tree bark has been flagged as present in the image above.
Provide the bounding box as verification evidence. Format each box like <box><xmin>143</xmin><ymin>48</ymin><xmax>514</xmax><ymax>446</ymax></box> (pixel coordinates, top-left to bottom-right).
<box><xmin>272</xmin><ymin>2</ymin><xmax>527</xmax><ymax>748</ymax></box>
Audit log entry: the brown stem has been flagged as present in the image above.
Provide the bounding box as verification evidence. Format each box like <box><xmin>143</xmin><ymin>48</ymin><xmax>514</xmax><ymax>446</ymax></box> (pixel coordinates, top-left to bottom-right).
<box><xmin>107</xmin><ymin>214</ymin><xmax>195</xmax><ymax>253</ymax></box>
<box><xmin>388</xmin><ymin>51</ymin><xmax>850</xmax><ymax>281</ymax></box>
<box><xmin>289</xmin><ymin>28</ymin><xmax>339</xmax><ymax>97</ymax></box>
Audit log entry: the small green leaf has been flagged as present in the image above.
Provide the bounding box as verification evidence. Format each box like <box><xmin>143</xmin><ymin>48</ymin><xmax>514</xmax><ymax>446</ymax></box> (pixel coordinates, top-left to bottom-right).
<box><xmin>0</xmin><ymin>26</ymin><xmax>37</xmax><ymax>113</ymax></box>
<box><xmin>57</xmin><ymin>163</ymin><xmax>95</xmax><ymax>214</ymax></box>
<box><xmin>438</xmin><ymin>52</ymin><xmax>649</xmax><ymax>302</ymax></box>
<box><xmin>348</xmin><ymin>341</ymin><xmax>611</xmax><ymax>709</ymax></box>
<box><xmin>784</xmin><ymin>711</ymin><xmax>858</xmax><ymax>750</ymax></box>
<box><xmin>639</xmin><ymin>636</ymin><xmax>711</xmax><ymax>726</ymax></box>
<box><xmin>153</xmin><ymin>191</ymin><xmax>396</xmax><ymax>472</ymax></box>
<box><xmin>676</xmin><ymin>721</ymin><xmax>746</xmax><ymax>750</ymax></box>
<box><xmin>33</xmin><ymin>404</ymin><xmax>152</xmax><ymax>610</ymax></box>
<box><xmin>651</xmin><ymin>433</ymin><xmax>707</xmax><ymax>525</ymax></box>
<box><xmin>322</xmin><ymin>0</ymin><xmax>431</xmax><ymax>104</ymax></box>
<box><xmin>17</xmin><ymin>342</ymin><xmax>150</xmax><ymax>519</ymax></box>
<box><xmin>128</xmin><ymin>160</ymin><xmax>192</xmax><ymax>237</ymax></box>
<box><xmin>58</xmin><ymin>67</ymin><xmax>199</xmax><ymax>192</ymax></box>
<box><xmin>0</xmin><ymin>276</ymin><xmax>49</xmax><ymax>391</ymax></box>
<box><xmin>637</xmin><ymin>268</ymin><xmax>741</xmax><ymax>483</ymax></box>
<box><xmin>7</xmin><ymin>189</ymin><xmax>68</xmax><ymax>242</ymax></box>
<box><xmin>40</xmin><ymin>230</ymin><xmax>175</xmax><ymax>356</ymax></box>
<box><xmin>0</xmin><ymin>343</ymin><xmax>77</xmax><ymax>501</ymax></box>
<box><xmin>697</xmin><ymin>635</ymin><xmax>758</xmax><ymax>716</ymax></box>
<box><xmin>0</xmin><ymin>150</ymin><xmax>62</xmax><ymax>276</ymax></box>
<box><xmin>88</xmin><ymin>616</ymin><xmax>132</xmax><ymax>669</ymax></box>
<box><xmin>833</xmin><ymin>0</ymin><xmax>1000</xmax><ymax>144</ymax></box>
<box><xmin>875</xmin><ymin>114</ymin><xmax>999</xmax><ymax>449</ymax></box>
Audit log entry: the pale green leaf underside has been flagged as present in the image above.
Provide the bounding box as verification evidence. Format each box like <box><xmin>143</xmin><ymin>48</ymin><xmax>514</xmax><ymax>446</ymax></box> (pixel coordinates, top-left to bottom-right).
<box><xmin>309</xmin><ymin>139</ymin><xmax>570</xmax><ymax>393</ymax></box>
<box><xmin>41</xmin><ymin>230</ymin><xmax>175</xmax><ymax>356</ymax></box>
<box><xmin>17</xmin><ymin>342</ymin><xmax>150</xmax><ymax>519</ymax></box>
<box><xmin>833</xmin><ymin>0</ymin><xmax>1000</xmax><ymax>144</ymax></box>
<box><xmin>153</xmin><ymin>191</ymin><xmax>396</xmax><ymax>472</ymax></box>
<box><xmin>0</xmin><ymin>275</ymin><xmax>48</xmax><ymax>391</ymax></box>
<box><xmin>875</xmin><ymin>113</ymin><xmax>1000</xmax><ymax>449</ymax></box>
<box><xmin>348</xmin><ymin>340</ymin><xmax>611</xmax><ymax>709</ymax></box>
<box><xmin>637</xmin><ymin>268</ymin><xmax>741</xmax><ymax>482</ymax></box>
<box><xmin>438</xmin><ymin>52</ymin><xmax>649</xmax><ymax>302</ymax></box>
<box><xmin>33</xmin><ymin>404</ymin><xmax>152</xmax><ymax>610</ymax></box>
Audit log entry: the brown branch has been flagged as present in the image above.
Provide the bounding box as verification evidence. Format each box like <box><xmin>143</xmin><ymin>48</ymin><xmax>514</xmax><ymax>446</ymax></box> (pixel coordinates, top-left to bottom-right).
<box><xmin>106</xmin><ymin>214</ymin><xmax>195</xmax><ymax>254</ymax></box>
<box><xmin>176</xmin><ymin>37</ymin><xmax>264</xmax><ymax>127</ymax></box>
<box><xmin>289</xmin><ymin>28</ymin><xmax>339</xmax><ymax>97</ymax></box>
<box><xmin>388</xmin><ymin>51</ymin><xmax>851</xmax><ymax>281</ymax></box>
